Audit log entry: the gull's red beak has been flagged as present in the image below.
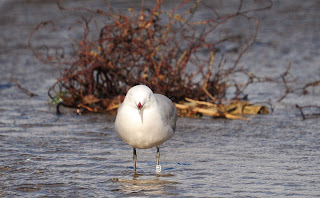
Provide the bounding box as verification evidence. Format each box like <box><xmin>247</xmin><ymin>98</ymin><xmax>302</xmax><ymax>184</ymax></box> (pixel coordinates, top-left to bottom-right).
<box><xmin>137</xmin><ymin>102</ymin><xmax>143</xmax><ymax>109</ymax></box>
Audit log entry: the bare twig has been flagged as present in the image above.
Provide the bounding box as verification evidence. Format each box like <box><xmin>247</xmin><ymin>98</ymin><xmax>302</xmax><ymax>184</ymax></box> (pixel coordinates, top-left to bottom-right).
<box><xmin>15</xmin><ymin>80</ymin><xmax>38</xmax><ymax>97</ymax></box>
<box><xmin>296</xmin><ymin>104</ymin><xmax>320</xmax><ymax>120</ymax></box>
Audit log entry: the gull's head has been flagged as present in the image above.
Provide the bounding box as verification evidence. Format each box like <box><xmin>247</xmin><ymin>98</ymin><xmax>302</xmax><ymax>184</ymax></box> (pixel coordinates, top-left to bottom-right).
<box><xmin>125</xmin><ymin>85</ymin><xmax>155</xmax><ymax>111</ymax></box>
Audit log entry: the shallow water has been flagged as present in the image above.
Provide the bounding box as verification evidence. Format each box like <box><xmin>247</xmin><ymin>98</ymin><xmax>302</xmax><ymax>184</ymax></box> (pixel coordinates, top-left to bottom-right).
<box><xmin>1</xmin><ymin>0</ymin><xmax>320</xmax><ymax>197</ymax></box>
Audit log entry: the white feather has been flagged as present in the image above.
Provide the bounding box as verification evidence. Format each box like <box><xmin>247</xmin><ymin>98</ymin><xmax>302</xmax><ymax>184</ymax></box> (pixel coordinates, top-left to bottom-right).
<box><xmin>115</xmin><ymin>85</ymin><xmax>178</xmax><ymax>149</ymax></box>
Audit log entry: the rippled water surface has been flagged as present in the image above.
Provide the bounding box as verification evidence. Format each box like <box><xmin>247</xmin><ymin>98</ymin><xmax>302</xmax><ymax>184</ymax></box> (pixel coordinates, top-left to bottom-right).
<box><xmin>1</xmin><ymin>0</ymin><xmax>320</xmax><ymax>197</ymax></box>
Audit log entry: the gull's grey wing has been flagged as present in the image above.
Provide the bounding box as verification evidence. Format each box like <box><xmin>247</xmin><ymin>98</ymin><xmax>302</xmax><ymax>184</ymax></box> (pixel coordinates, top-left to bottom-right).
<box><xmin>154</xmin><ymin>94</ymin><xmax>178</xmax><ymax>131</ymax></box>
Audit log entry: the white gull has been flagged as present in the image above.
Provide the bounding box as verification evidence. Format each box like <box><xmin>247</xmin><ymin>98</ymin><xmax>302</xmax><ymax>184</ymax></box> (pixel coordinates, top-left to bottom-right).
<box><xmin>115</xmin><ymin>85</ymin><xmax>178</xmax><ymax>173</ymax></box>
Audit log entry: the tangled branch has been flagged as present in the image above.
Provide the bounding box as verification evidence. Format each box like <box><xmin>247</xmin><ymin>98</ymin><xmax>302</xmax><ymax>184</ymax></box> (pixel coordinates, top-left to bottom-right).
<box><xmin>29</xmin><ymin>0</ymin><xmax>275</xmax><ymax>118</ymax></box>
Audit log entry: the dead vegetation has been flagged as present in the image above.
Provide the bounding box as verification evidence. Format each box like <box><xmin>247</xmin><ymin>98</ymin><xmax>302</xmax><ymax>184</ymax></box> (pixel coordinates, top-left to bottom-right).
<box><xmin>29</xmin><ymin>0</ymin><xmax>280</xmax><ymax>119</ymax></box>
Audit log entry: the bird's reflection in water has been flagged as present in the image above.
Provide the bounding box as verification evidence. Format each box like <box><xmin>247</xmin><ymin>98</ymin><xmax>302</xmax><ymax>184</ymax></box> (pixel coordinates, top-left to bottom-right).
<box><xmin>111</xmin><ymin>172</ymin><xmax>179</xmax><ymax>196</ymax></box>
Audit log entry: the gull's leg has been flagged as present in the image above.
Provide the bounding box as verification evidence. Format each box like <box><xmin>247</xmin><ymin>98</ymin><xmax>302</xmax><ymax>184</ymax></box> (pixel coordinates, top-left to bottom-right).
<box><xmin>133</xmin><ymin>148</ymin><xmax>137</xmax><ymax>173</ymax></box>
<box><xmin>156</xmin><ymin>147</ymin><xmax>160</xmax><ymax>165</ymax></box>
<box><xmin>156</xmin><ymin>146</ymin><xmax>161</xmax><ymax>173</ymax></box>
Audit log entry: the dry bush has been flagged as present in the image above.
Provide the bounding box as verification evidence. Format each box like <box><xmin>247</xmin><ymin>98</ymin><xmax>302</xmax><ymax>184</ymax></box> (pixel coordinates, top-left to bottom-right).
<box><xmin>29</xmin><ymin>0</ymin><xmax>274</xmax><ymax>118</ymax></box>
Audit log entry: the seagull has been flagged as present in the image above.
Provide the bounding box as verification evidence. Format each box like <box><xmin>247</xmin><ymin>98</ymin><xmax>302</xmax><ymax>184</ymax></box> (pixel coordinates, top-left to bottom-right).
<box><xmin>115</xmin><ymin>85</ymin><xmax>178</xmax><ymax>173</ymax></box>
